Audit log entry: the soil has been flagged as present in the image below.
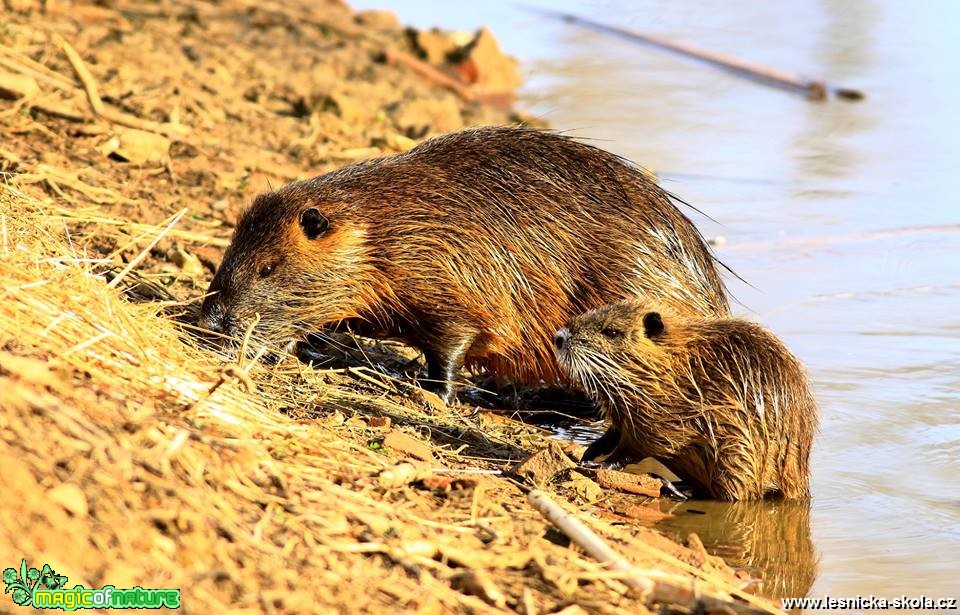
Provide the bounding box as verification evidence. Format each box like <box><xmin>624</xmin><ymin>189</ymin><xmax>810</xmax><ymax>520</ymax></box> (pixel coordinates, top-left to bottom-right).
<box><xmin>0</xmin><ymin>1</ymin><xmax>781</xmax><ymax>613</ymax></box>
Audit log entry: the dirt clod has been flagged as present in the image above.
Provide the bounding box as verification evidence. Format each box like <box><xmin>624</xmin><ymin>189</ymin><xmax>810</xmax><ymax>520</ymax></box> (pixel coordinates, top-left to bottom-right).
<box><xmin>450</xmin><ymin>570</ymin><xmax>509</xmax><ymax>609</ymax></box>
<box><xmin>367</xmin><ymin>415</ymin><xmax>392</xmax><ymax>429</ymax></box>
<box><xmin>46</xmin><ymin>483</ymin><xmax>89</xmax><ymax>517</ymax></box>
<box><xmin>100</xmin><ymin>128</ymin><xmax>170</xmax><ymax>166</ymax></box>
<box><xmin>384</xmin><ymin>430</ymin><xmax>436</xmax><ymax>462</ymax></box>
<box><xmin>455</xmin><ymin>27</ymin><xmax>522</xmax><ymax>95</ymax></box>
<box><xmin>0</xmin><ymin>72</ymin><xmax>39</xmax><ymax>100</ymax></box>
<box><xmin>593</xmin><ymin>468</ymin><xmax>663</xmax><ymax>497</ymax></box>
<box><xmin>409</xmin><ymin>387</ymin><xmax>448</xmax><ymax>413</ymax></box>
<box><xmin>510</xmin><ymin>441</ymin><xmax>576</xmax><ymax>485</ymax></box>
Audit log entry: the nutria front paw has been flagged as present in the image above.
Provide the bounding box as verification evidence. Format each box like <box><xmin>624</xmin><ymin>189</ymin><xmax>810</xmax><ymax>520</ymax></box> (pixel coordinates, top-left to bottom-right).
<box><xmin>580</xmin><ymin>427</ymin><xmax>622</xmax><ymax>463</ymax></box>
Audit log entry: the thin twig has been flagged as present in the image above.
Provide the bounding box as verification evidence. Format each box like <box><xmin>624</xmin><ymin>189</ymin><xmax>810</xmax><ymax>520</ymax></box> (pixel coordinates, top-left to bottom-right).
<box><xmin>237</xmin><ymin>313</ymin><xmax>262</xmax><ymax>370</ymax></box>
<box><xmin>107</xmin><ymin>208</ymin><xmax>187</xmax><ymax>288</ymax></box>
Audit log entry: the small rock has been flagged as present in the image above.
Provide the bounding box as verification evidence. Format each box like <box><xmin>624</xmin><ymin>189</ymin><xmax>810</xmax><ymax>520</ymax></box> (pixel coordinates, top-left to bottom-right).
<box><xmin>67</xmin><ymin>4</ymin><xmax>131</xmax><ymax>31</ymax></box>
<box><xmin>594</xmin><ymin>468</ymin><xmax>661</xmax><ymax>497</ymax></box>
<box><xmin>354</xmin><ymin>9</ymin><xmax>400</xmax><ymax>31</ymax></box>
<box><xmin>419</xmin><ymin>474</ymin><xmax>454</xmax><ymax>491</ymax></box>
<box><xmin>409</xmin><ymin>387</ymin><xmax>446</xmax><ymax>413</ymax></box>
<box><xmin>509</xmin><ymin>441</ymin><xmax>575</xmax><ymax>485</ymax></box>
<box><xmin>4</xmin><ymin>0</ymin><xmax>35</xmax><ymax>13</ymax></box>
<box><xmin>328</xmin><ymin>82</ymin><xmax>383</xmax><ymax>125</ymax></box>
<box><xmin>450</xmin><ymin>570</ymin><xmax>507</xmax><ymax>610</ymax></box>
<box><xmin>413</xmin><ymin>28</ymin><xmax>461</xmax><ymax>64</ymax></box>
<box><xmin>560</xmin><ymin>441</ymin><xmax>587</xmax><ymax>461</ymax></box>
<box><xmin>562</xmin><ymin>473</ymin><xmax>601</xmax><ymax>503</ymax></box>
<box><xmin>378</xmin><ymin>461</ymin><xmax>426</xmax><ymax>489</ymax></box>
<box><xmin>390</xmin><ymin>97</ymin><xmax>463</xmax><ymax>135</ymax></box>
<box><xmin>0</xmin><ymin>72</ymin><xmax>39</xmax><ymax>100</ymax></box>
<box><xmin>383</xmin><ymin>429</ymin><xmax>435</xmax><ymax>462</ymax></box>
<box><xmin>419</xmin><ymin>474</ymin><xmax>478</xmax><ymax>492</ymax></box>
<box><xmin>47</xmin><ymin>483</ymin><xmax>88</xmax><ymax>517</ymax></box>
<box><xmin>322</xmin><ymin>410</ymin><xmax>345</xmax><ymax>426</ymax></box>
<box><xmin>367</xmin><ymin>415</ymin><xmax>391</xmax><ymax>429</ymax></box>
<box><xmin>102</xmin><ymin>128</ymin><xmax>170</xmax><ymax>166</ymax></box>
<box><xmin>384</xmin><ymin>131</ymin><xmax>417</xmax><ymax>152</ymax></box>
<box><xmin>454</xmin><ymin>28</ymin><xmax>522</xmax><ymax>95</ymax></box>
<box><xmin>169</xmin><ymin>244</ymin><xmax>203</xmax><ymax>277</ymax></box>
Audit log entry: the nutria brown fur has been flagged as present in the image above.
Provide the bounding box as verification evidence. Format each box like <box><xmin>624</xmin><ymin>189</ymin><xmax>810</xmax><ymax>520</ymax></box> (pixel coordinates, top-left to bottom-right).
<box><xmin>554</xmin><ymin>300</ymin><xmax>816</xmax><ymax>500</ymax></box>
<box><xmin>199</xmin><ymin>126</ymin><xmax>729</xmax><ymax>402</ymax></box>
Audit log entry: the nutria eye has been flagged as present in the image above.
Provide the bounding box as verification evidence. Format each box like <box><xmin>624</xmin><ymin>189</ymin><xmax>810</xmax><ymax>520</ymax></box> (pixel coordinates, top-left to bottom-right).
<box><xmin>259</xmin><ymin>263</ymin><xmax>275</xmax><ymax>278</ymax></box>
<box><xmin>600</xmin><ymin>327</ymin><xmax>623</xmax><ymax>339</ymax></box>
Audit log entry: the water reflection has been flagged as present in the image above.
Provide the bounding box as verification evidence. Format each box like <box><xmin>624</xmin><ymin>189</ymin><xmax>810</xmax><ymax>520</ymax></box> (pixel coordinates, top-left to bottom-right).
<box><xmin>791</xmin><ymin>0</ymin><xmax>876</xmax><ymax>185</ymax></box>
<box><xmin>656</xmin><ymin>499</ymin><xmax>818</xmax><ymax>601</ymax></box>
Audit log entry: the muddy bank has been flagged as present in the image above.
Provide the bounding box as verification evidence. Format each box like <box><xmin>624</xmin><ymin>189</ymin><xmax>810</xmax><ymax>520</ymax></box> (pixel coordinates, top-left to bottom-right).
<box><xmin>0</xmin><ymin>1</ymin><xmax>780</xmax><ymax>612</ymax></box>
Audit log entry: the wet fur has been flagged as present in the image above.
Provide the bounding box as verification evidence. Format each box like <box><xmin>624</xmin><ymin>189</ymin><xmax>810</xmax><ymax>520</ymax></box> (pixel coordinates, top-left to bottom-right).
<box><xmin>556</xmin><ymin>300</ymin><xmax>817</xmax><ymax>500</ymax></box>
<box><xmin>201</xmin><ymin>126</ymin><xmax>729</xmax><ymax>397</ymax></box>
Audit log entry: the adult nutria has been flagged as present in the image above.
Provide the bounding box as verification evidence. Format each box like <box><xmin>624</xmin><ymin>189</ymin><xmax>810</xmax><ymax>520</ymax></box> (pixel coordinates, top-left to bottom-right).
<box><xmin>199</xmin><ymin>126</ymin><xmax>729</xmax><ymax>402</ymax></box>
<box><xmin>554</xmin><ymin>300</ymin><xmax>816</xmax><ymax>500</ymax></box>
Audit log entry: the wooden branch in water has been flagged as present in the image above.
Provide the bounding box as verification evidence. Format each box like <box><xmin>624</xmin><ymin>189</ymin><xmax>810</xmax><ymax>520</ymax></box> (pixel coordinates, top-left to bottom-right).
<box><xmin>527</xmin><ymin>489</ymin><xmax>783</xmax><ymax>615</ymax></box>
<box><xmin>528</xmin><ymin>8</ymin><xmax>864</xmax><ymax>102</ymax></box>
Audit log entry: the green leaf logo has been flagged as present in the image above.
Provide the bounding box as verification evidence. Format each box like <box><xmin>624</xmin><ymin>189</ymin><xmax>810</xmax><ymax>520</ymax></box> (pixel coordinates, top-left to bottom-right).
<box><xmin>1</xmin><ymin>569</ymin><xmax>16</xmax><ymax>585</ymax></box>
<box><xmin>2</xmin><ymin>558</ymin><xmax>68</xmax><ymax>607</ymax></box>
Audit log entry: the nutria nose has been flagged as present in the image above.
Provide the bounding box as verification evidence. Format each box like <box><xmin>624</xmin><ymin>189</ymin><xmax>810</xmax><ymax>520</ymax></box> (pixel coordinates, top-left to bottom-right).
<box><xmin>199</xmin><ymin>301</ymin><xmax>227</xmax><ymax>334</ymax></box>
<box><xmin>554</xmin><ymin>327</ymin><xmax>570</xmax><ymax>351</ymax></box>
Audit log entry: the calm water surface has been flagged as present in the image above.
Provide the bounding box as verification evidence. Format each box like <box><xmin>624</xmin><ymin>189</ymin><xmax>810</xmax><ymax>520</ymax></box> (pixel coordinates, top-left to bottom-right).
<box><xmin>356</xmin><ymin>0</ymin><xmax>960</xmax><ymax>602</ymax></box>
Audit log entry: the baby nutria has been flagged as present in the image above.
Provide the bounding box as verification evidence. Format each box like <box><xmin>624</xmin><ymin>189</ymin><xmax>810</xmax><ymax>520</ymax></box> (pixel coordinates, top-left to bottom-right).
<box><xmin>554</xmin><ymin>300</ymin><xmax>816</xmax><ymax>500</ymax></box>
<box><xmin>199</xmin><ymin>126</ymin><xmax>729</xmax><ymax>403</ymax></box>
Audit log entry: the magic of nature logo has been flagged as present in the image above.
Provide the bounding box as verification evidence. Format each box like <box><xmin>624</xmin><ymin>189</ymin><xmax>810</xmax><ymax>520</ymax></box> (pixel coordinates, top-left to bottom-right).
<box><xmin>3</xmin><ymin>558</ymin><xmax>180</xmax><ymax>610</ymax></box>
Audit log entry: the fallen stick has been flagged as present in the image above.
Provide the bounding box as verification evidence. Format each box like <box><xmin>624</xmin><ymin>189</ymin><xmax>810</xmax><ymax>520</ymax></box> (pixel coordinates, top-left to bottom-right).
<box><xmin>53</xmin><ymin>35</ymin><xmax>191</xmax><ymax>137</ymax></box>
<box><xmin>384</xmin><ymin>47</ymin><xmax>477</xmax><ymax>103</ymax></box>
<box><xmin>529</xmin><ymin>8</ymin><xmax>864</xmax><ymax>102</ymax></box>
<box><xmin>527</xmin><ymin>489</ymin><xmax>783</xmax><ymax>615</ymax></box>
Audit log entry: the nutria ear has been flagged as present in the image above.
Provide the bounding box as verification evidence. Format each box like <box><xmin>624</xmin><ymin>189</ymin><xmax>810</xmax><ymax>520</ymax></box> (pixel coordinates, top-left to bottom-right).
<box><xmin>299</xmin><ymin>208</ymin><xmax>329</xmax><ymax>239</ymax></box>
<box><xmin>642</xmin><ymin>311</ymin><xmax>665</xmax><ymax>338</ymax></box>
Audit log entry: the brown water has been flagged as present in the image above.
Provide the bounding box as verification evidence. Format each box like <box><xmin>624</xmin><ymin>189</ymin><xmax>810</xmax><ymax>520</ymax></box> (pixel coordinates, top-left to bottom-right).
<box><xmin>357</xmin><ymin>0</ymin><xmax>960</xmax><ymax>603</ymax></box>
